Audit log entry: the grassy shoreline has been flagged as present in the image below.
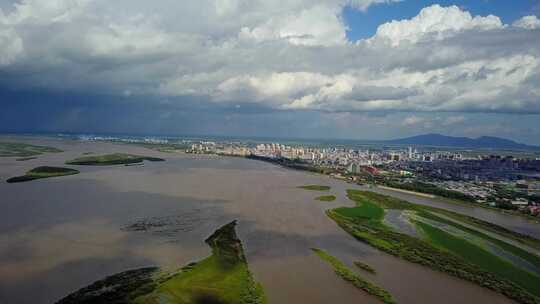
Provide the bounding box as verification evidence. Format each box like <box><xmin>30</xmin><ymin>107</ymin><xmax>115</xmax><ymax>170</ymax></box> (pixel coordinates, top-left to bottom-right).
<box><xmin>7</xmin><ymin>166</ymin><xmax>79</xmax><ymax>183</ymax></box>
<box><xmin>66</xmin><ymin>153</ymin><xmax>165</xmax><ymax>166</ymax></box>
<box><xmin>349</xmin><ymin>189</ymin><xmax>540</xmax><ymax>249</ymax></box>
<box><xmin>315</xmin><ymin>195</ymin><xmax>337</xmax><ymax>202</ymax></box>
<box><xmin>16</xmin><ymin>156</ymin><xmax>37</xmax><ymax>161</ymax></box>
<box><xmin>354</xmin><ymin>261</ymin><xmax>376</xmax><ymax>274</ymax></box>
<box><xmin>381</xmin><ymin>184</ymin><xmax>540</xmax><ymax>224</ymax></box>
<box><xmin>312</xmin><ymin>248</ymin><xmax>395</xmax><ymax>304</ymax></box>
<box><xmin>57</xmin><ymin>221</ymin><xmax>266</xmax><ymax>304</ymax></box>
<box><xmin>298</xmin><ymin>185</ymin><xmax>331</xmax><ymax>191</ymax></box>
<box><xmin>0</xmin><ymin>142</ymin><xmax>62</xmax><ymax>157</ymax></box>
<box><xmin>327</xmin><ymin>190</ymin><xmax>540</xmax><ymax>304</ymax></box>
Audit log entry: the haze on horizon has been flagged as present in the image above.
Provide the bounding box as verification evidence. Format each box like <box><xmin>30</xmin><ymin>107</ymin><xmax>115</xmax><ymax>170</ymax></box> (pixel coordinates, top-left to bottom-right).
<box><xmin>1</xmin><ymin>0</ymin><xmax>540</xmax><ymax>144</ymax></box>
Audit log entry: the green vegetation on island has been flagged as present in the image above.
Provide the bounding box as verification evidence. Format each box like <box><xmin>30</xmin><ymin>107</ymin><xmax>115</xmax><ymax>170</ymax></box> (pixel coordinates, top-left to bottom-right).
<box><xmin>57</xmin><ymin>221</ymin><xmax>267</xmax><ymax>304</ymax></box>
<box><xmin>420</xmin><ymin>204</ymin><xmax>540</xmax><ymax>252</ymax></box>
<box><xmin>377</xmin><ymin>178</ymin><xmax>540</xmax><ymax>221</ymax></box>
<box><xmin>416</xmin><ymin>221</ymin><xmax>540</xmax><ymax>297</ymax></box>
<box><xmin>16</xmin><ymin>157</ymin><xmax>37</xmax><ymax>161</ymax></box>
<box><xmin>416</xmin><ymin>209</ymin><xmax>540</xmax><ymax>264</ymax></box>
<box><xmin>327</xmin><ymin>190</ymin><xmax>540</xmax><ymax>304</ymax></box>
<box><xmin>354</xmin><ymin>261</ymin><xmax>376</xmax><ymax>274</ymax></box>
<box><xmin>312</xmin><ymin>248</ymin><xmax>395</xmax><ymax>304</ymax></box>
<box><xmin>66</xmin><ymin>153</ymin><xmax>165</xmax><ymax>166</ymax></box>
<box><xmin>298</xmin><ymin>185</ymin><xmax>331</xmax><ymax>191</ymax></box>
<box><xmin>7</xmin><ymin>166</ymin><xmax>80</xmax><ymax>183</ymax></box>
<box><xmin>56</xmin><ymin>267</ymin><xmax>160</xmax><ymax>304</ymax></box>
<box><xmin>0</xmin><ymin>142</ymin><xmax>62</xmax><ymax>157</ymax></box>
<box><xmin>315</xmin><ymin>195</ymin><xmax>337</xmax><ymax>202</ymax></box>
<box><xmin>355</xmin><ymin>191</ymin><xmax>540</xmax><ymax>252</ymax></box>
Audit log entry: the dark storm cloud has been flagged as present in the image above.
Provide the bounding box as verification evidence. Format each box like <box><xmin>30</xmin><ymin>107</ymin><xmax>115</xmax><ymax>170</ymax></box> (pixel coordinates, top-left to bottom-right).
<box><xmin>0</xmin><ymin>1</ymin><xmax>540</xmax><ymax>143</ymax></box>
<box><xmin>0</xmin><ymin>1</ymin><xmax>539</xmax><ymax>114</ymax></box>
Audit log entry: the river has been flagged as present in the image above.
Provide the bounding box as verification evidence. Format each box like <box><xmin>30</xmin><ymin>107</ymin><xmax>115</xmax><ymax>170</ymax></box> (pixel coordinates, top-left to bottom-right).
<box><xmin>0</xmin><ymin>137</ymin><xmax>526</xmax><ymax>304</ymax></box>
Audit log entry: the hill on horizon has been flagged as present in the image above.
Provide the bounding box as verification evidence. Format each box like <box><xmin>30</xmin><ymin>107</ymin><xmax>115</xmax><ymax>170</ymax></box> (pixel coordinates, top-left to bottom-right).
<box><xmin>385</xmin><ymin>133</ymin><xmax>539</xmax><ymax>150</ymax></box>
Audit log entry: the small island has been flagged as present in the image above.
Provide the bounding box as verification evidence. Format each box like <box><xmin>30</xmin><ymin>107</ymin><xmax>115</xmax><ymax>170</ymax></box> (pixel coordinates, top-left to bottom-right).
<box><xmin>312</xmin><ymin>248</ymin><xmax>394</xmax><ymax>304</ymax></box>
<box><xmin>298</xmin><ymin>185</ymin><xmax>331</xmax><ymax>191</ymax></box>
<box><xmin>354</xmin><ymin>261</ymin><xmax>376</xmax><ymax>274</ymax></box>
<box><xmin>0</xmin><ymin>142</ymin><xmax>62</xmax><ymax>157</ymax></box>
<box><xmin>16</xmin><ymin>157</ymin><xmax>37</xmax><ymax>161</ymax></box>
<box><xmin>315</xmin><ymin>195</ymin><xmax>337</xmax><ymax>202</ymax></box>
<box><xmin>66</xmin><ymin>153</ymin><xmax>165</xmax><ymax>166</ymax></box>
<box><xmin>327</xmin><ymin>190</ymin><xmax>540</xmax><ymax>304</ymax></box>
<box><xmin>57</xmin><ymin>221</ymin><xmax>266</xmax><ymax>304</ymax></box>
<box><xmin>7</xmin><ymin>166</ymin><xmax>80</xmax><ymax>183</ymax></box>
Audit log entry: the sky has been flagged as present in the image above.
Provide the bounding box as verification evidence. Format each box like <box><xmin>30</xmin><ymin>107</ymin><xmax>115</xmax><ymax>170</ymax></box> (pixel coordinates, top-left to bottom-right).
<box><xmin>1</xmin><ymin>1</ymin><xmax>540</xmax><ymax>144</ymax></box>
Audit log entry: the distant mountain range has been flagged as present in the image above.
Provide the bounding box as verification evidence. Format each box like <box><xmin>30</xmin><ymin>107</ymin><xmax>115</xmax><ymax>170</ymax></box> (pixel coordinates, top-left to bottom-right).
<box><xmin>385</xmin><ymin>134</ymin><xmax>539</xmax><ymax>150</ymax></box>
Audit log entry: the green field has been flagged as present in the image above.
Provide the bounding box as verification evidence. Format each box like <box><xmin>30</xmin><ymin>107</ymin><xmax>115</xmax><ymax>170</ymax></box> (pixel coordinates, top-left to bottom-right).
<box><xmin>312</xmin><ymin>248</ymin><xmax>394</xmax><ymax>304</ymax></box>
<box><xmin>7</xmin><ymin>166</ymin><xmax>79</xmax><ymax>183</ymax></box>
<box><xmin>335</xmin><ymin>193</ymin><xmax>385</xmax><ymax>221</ymax></box>
<box><xmin>0</xmin><ymin>142</ymin><xmax>62</xmax><ymax>157</ymax></box>
<box><xmin>420</xmin><ymin>205</ymin><xmax>540</xmax><ymax>252</ymax></box>
<box><xmin>417</xmin><ymin>211</ymin><xmax>540</xmax><ymax>271</ymax></box>
<box><xmin>298</xmin><ymin>185</ymin><xmax>331</xmax><ymax>191</ymax></box>
<box><xmin>417</xmin><ymin>222</ymin><xmax>540</xmax><ymax>296</ymax></box>
<box><xmin>66</xmin><ymin>153</ymin><xmax>165</xmax><ymax>166</ymax></box>
<box><xmin>315</xmin><ymin>195</ymin><xmax>337</xmax><ymax>202</ymax></box>
<box><xmin>327</xmin><ymin>190</ymin><xmax>540</xmax><ymax>304</ymax></box>
<box><xmin>358</xmin><ymin>191</ymin><xmax>540</xmax><ymax>252</ymax></box>
<box><xmin>57</xmin><ymin>221</ymin><xmax>266</xmax><ymax>304</ymax></box>
<box><xmin>354</xmin><ymin>261</ymin><xmax>376</xmax><ymax>274</ymax></box>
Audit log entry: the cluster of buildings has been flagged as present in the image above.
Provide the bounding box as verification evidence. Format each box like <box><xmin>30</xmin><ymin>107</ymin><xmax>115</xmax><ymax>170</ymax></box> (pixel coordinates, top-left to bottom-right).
<box><xmin>77</xmin><ymin>135</ymin><xmax>171</xmax><ymax>145</ymax></box>
<box><xmin>395</xmin><ymin>155</ymin><xmax>539</xmax><ymax>182</ymax></box>
<box><xmin>187</xmin><ymin>141</ymin><xmax>540</xmax><ymax>181</ymax></box>
<box><xmin>74</xmin><ymin>134</ymin><xmax>540</xmax><ymax>214</ymax></box>
<box><xmin>186</xmin><ymin>140</ymin><xmax>540</xmax><ymax>212</ymax></box>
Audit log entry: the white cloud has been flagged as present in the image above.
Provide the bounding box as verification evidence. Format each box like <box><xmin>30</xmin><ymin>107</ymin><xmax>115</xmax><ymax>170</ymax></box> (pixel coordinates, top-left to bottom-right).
<box><xmin>402</xmin><ymin>115</ymin><xmax>428</xmax><ymax>126</ymax></box>
<box><xmin>347</xmin><ymin>0</ymin><xmax>403</xmax><ymax>11</ymax></box>
<box><xmin>513</xmin><ymin>15</ymin><xmax>540</xmax><ymax>30</ymax></box>
<box><xmin>239</xmin><ymin>4</ymin><xmax>347</xmax><ymax>46</ymax></box>
<box><xmin>218</xmin><ymin>72</ymin><xmax>333</xmax><ymax>99</ymax></box>
<box><xmin>0</xmin><ymin>25</ymin><xmax>23</xmax><ymax>65</ymax></box>
<box><xmin>0</xmin><ymin>2</ymin><xmax>539</xmax><ymax>115</ymax></box>
<box><xmin>369</xmin><ymin>5</ymin><xmax>503</xmax><ymax>46</ymax></box>
<box><xmin>5</xmin><ymin>0</ymin><xmax>92</xmax><ymax>24</ymax></box>
<box><xmin>83</xmin><ymin>19</ymin><xmax>179</xmax><ymax>58</ymax></box>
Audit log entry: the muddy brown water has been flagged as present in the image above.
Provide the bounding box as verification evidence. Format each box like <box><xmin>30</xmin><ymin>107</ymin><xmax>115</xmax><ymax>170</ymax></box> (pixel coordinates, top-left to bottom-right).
<box><xmin>0</xmin><ymin>137</ymin><xmax>524</xmax><ymax>304</ymax></box>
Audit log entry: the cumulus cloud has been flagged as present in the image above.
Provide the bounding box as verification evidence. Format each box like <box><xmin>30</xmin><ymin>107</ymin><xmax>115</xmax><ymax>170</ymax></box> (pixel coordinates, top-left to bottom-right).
<box><xmin>239</xmin><ymin>4</ymin><xmax>348</xmax><ymax>46</ymax></box>
<box><xmin>513</xmin><ymin>15</ymin><xmax>540</xmax><ymax>30</ymax></box>
<box><xmin>369</xmin><ymin>5</ymin><xmax>503</xmax><ymax>46</ymax></box>
<box><xmin>0</xmin><ymin>1</ymin><xmax>539</xmax><ymax>115</ymax></box>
